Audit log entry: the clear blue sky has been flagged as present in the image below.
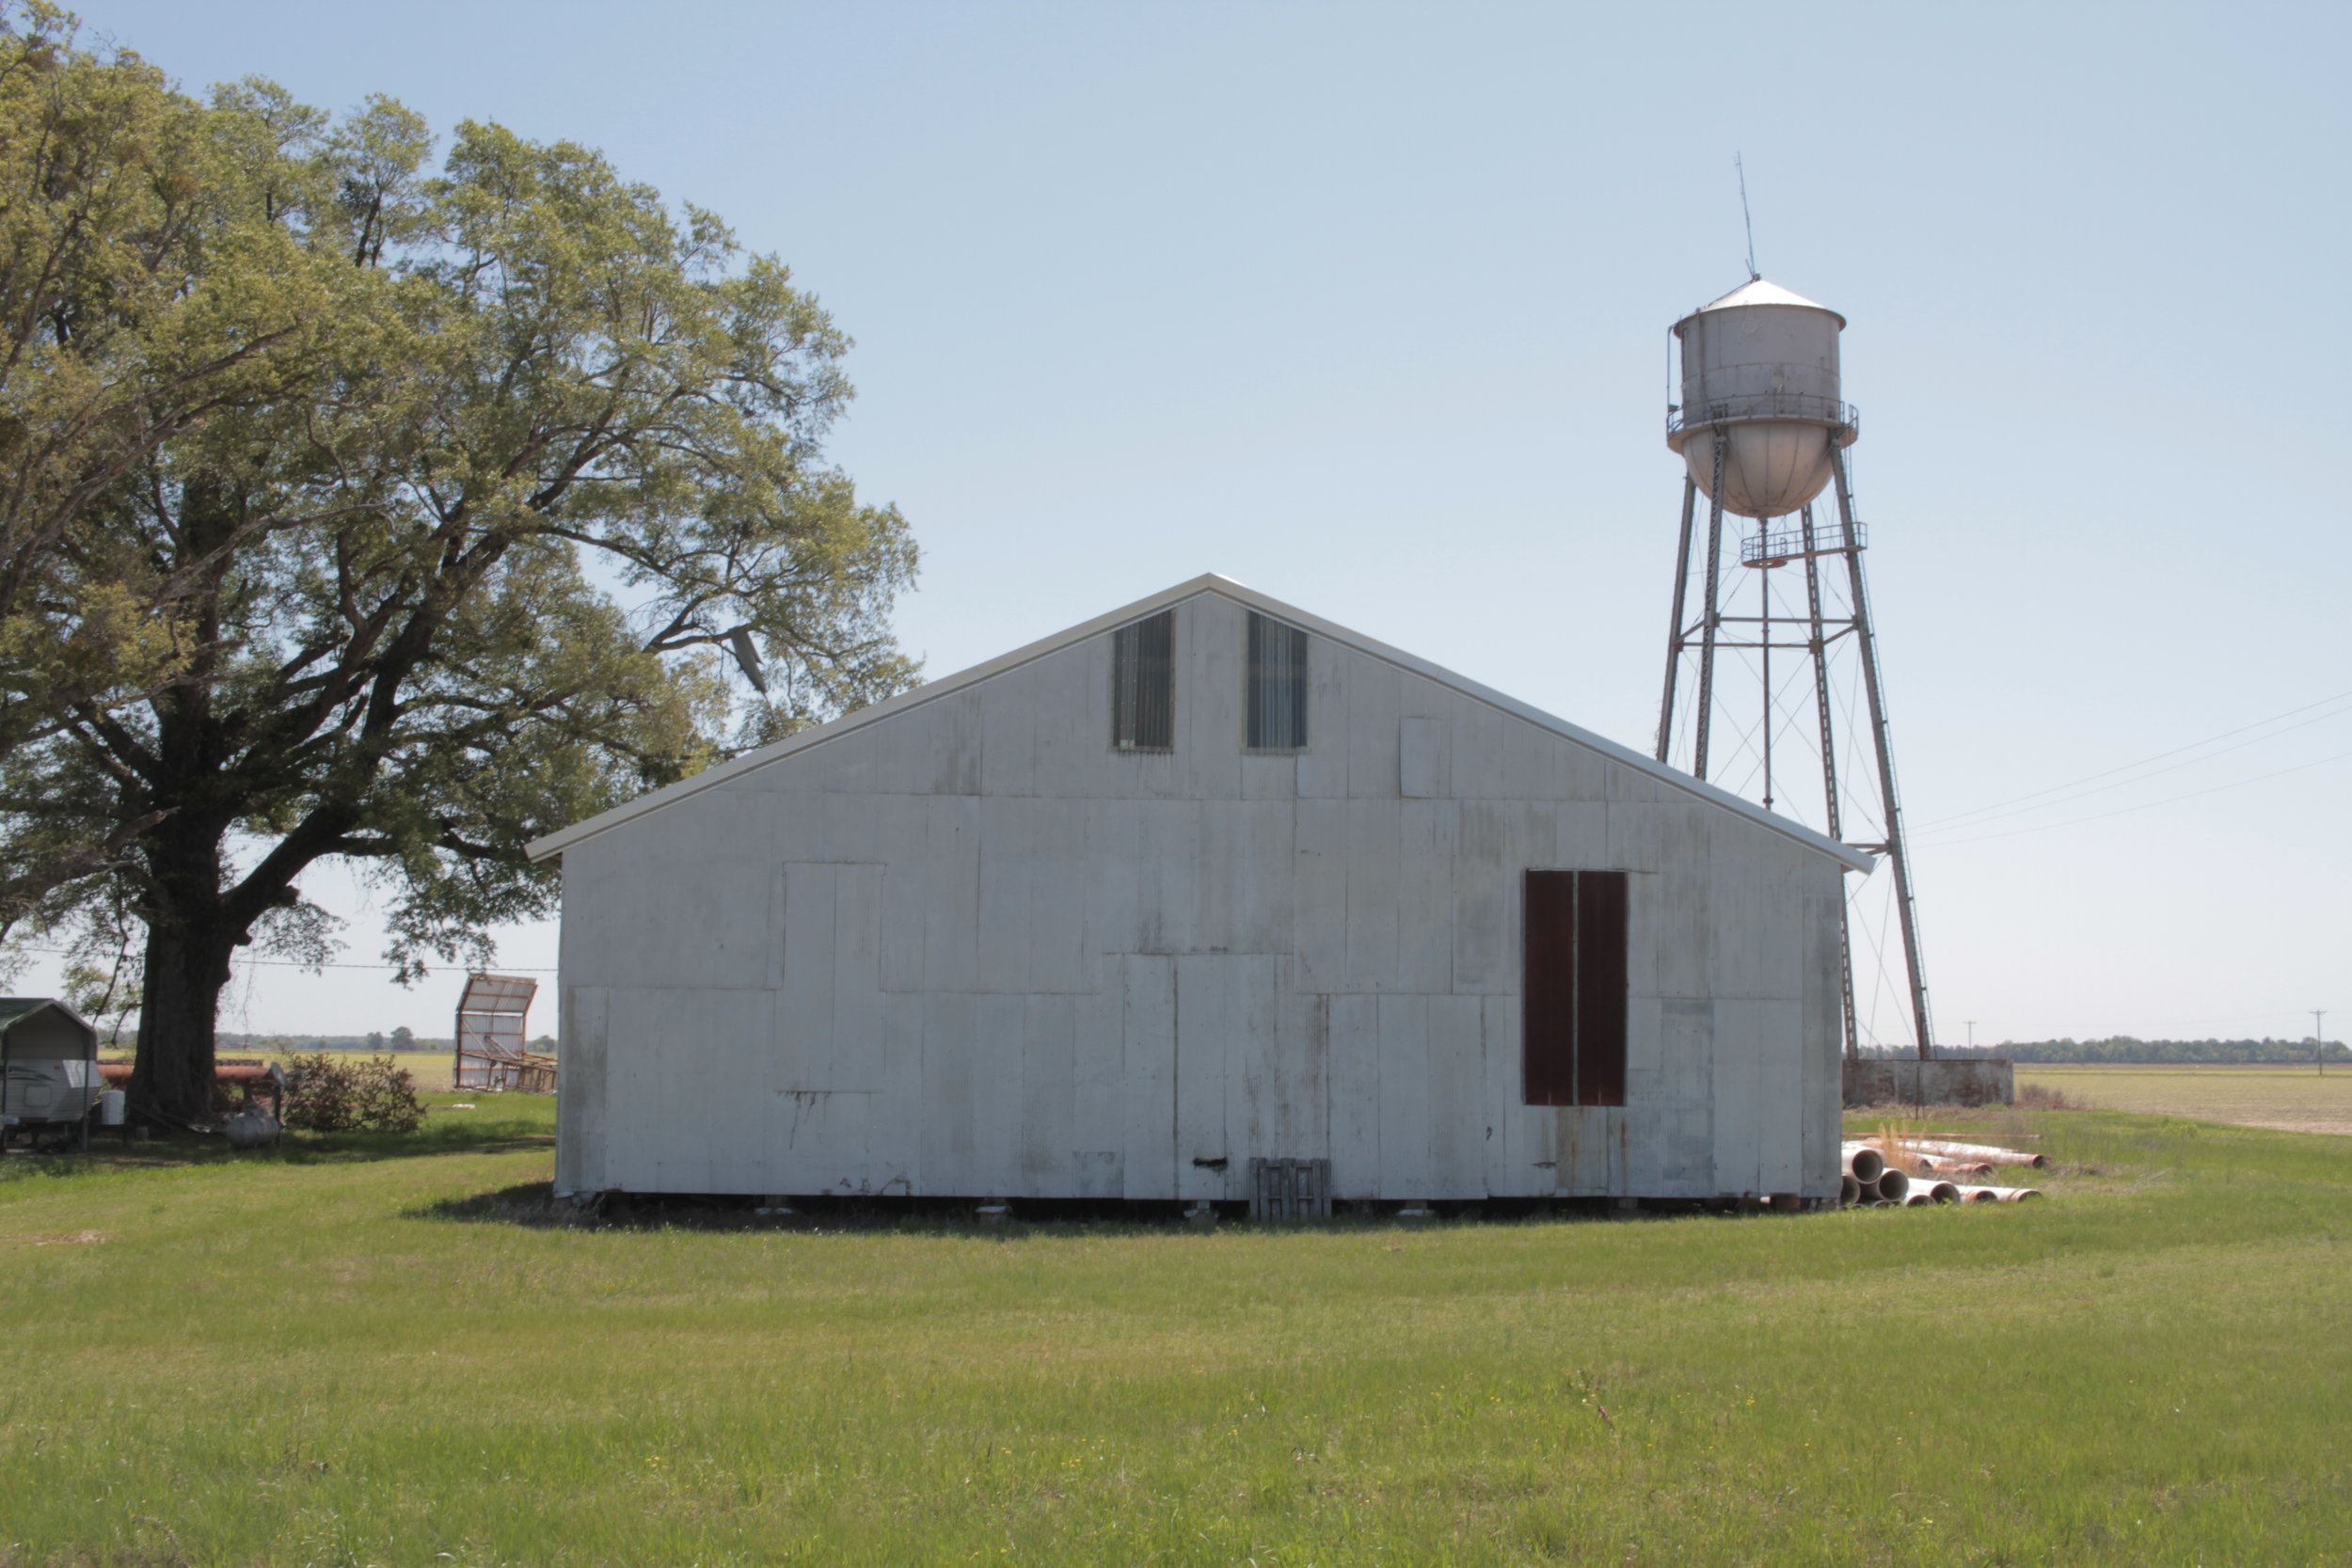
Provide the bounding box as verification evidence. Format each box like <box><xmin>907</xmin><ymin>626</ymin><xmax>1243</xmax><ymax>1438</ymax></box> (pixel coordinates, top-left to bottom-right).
<box><xmin>33</xmin><ymin>0</ymin><xmax>2349</xmax><ymax>1045</ymax></box>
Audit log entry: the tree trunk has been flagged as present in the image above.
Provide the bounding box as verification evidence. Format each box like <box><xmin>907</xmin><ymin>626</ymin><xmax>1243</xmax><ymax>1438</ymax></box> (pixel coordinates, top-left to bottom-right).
<box><xmin>126</xmin><ymin>818</ymin><xmax>236</xmax><ymax>1127</ymax></box>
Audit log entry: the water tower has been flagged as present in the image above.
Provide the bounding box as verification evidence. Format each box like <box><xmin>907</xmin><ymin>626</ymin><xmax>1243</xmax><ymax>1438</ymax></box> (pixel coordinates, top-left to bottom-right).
<box><xmin>1652</xmin><ymin>277</ymin><xmax>1934</xmax><ymax>1059</ymax></box>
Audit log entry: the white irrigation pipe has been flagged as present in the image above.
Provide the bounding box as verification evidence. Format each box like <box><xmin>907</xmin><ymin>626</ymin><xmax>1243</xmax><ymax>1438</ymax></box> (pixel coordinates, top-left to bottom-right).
<box><xmin>1912</xmin><ymin>1140</ymin><xmax>2049</xmax><ymax>1170</ymax></box>
<box><xmin>1840</xmin><ymin>1142</ymin><xmax>1886</xmax><ymax>1185</ymax></box>
<box><xmin>1844</xmin><ymin>1170</ymin><xmax>2019</xmax><ymax>1211</ymax></box>
<box><xmin>1901</xmin><ymin>1186</ymin><xmax>1962</xmax><ymax>1206</ymax></box>
<box><xmin>1951</xmin><ymin>1183</ymin><xmax>2042</xmax><ymax>1203</ymax></box>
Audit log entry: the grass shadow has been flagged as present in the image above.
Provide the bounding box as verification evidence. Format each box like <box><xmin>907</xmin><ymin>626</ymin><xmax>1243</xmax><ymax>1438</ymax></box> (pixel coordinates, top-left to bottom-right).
<box><xmin>411</xmin><ymin>1181</ymin><xmax>1821</xmax><ymax>1238</ymax></box>
<box><xmin>2</xmin><ymin>1119</ymin><xmax>554</xmax><ymax>1182</ymax></box>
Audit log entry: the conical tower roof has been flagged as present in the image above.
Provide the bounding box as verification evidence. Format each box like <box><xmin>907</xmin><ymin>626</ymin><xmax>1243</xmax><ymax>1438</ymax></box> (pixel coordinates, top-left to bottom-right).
<box><xmin>1689</xmin><ymin>277</ymin><xmax>1845</xmax><ymax>326</ymax></box>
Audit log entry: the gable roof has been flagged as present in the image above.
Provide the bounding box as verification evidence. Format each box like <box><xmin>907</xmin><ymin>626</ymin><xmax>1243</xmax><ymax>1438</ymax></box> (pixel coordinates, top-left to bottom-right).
<box><xmin>0</xmin><ymin>997</ymin><xmax>96</xmax><ymax>1043</ymax></box>
<box><xmin>527</xmin><ymin>575</ymin><xmax>1876</xmax><ymax>874</ymax></box>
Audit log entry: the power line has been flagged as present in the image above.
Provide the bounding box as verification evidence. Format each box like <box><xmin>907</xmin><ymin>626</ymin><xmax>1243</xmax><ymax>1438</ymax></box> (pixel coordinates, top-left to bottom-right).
<box><xmin>1913</xmin><ymin>687</ymin><xmax>2352</xmax><ymax>832</ymax></box>
<box><xmin>1915</xmin><ymin>745</ymin><xmax>2352</xmax><ymax>847</ymax></box>
<box><xmin>1916</xmin><ymin>699</ymin><xmax>2352</xmax><ymax>832</ymax></box>
<box><xmin>234</xmin><ymin>958</ymin><xmax>557</xmax><ymax>973</ymax></box>
<box><xmin>3</xmin><ymin>943</ymin><xmax>553</xmax><ymax>974</ymax></box>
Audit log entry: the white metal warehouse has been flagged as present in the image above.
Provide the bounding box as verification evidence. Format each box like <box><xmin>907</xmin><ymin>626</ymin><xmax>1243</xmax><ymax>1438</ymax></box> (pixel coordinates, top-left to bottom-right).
<box><xmin>531</xmin><ymin>575</ymin><xmax>1872</xmax><ymax>1209</ymax></box>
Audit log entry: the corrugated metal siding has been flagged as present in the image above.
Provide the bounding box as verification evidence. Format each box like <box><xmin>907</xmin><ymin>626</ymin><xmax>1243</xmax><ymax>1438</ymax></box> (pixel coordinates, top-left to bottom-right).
<box><xmin>555</xmin><ymin>591</ymin><xmax>1846</xmax><ymax>1203</ymax></box>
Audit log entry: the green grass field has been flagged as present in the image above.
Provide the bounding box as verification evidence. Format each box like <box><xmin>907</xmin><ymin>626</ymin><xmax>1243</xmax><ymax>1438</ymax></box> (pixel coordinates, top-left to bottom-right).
<box><xmin>2</xmin><ymin>1096</ymin><xmax>2348</xmax><ymax>1566</ymax></box>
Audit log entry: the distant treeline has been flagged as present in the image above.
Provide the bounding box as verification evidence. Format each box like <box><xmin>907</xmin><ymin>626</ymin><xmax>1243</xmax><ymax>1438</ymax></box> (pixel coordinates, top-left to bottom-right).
<box><xmin>217</xmin><ymin>1033</ymin><xmax>447</xmax><ymax>1052</ymax></box>
<box><xmin>1989</xmin><ymin>1038</ymin><xmax>2352</xmax><ymax>1065</ymax></box>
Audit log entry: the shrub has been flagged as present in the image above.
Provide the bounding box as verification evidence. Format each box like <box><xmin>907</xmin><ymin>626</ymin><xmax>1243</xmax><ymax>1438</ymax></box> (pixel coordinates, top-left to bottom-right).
<box><xmin>282</xmin><ymin>1053</ymin><xmax>424</xmax><ymax>1134</ymax></box>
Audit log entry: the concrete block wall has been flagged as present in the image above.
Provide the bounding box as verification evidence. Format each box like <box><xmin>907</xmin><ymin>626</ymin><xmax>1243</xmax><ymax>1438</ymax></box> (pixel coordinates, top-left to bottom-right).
<box><xmin>1842</xmin><ymin>1057</ymin><xmax>2015</xmax><ymax>1108</ymax></box>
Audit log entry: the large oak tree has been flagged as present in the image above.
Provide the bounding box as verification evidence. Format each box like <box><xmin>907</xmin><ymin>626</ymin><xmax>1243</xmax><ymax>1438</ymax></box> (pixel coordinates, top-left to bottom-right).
<box><xmin>0</xmin><ymin>5</ymin><xmax>368</xmax><ymax>927</ymax></box>
<box><xmin>1</xmin><ymin>18</ymin><xmax>918</xmax><ymax>1121</ymax></box>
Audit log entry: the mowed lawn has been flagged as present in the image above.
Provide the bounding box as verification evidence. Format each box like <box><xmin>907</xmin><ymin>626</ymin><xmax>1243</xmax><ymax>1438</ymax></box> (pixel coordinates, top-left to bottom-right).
<box><xmin>1</xmin><ymin>1099</ymin><xmax>2348</xmax><ymax>1566</ymax></box>
<box><xmin>2022</xmin><ymin>1064</ymin><xmax>2352</xmax><ymax>1136</ymax></box>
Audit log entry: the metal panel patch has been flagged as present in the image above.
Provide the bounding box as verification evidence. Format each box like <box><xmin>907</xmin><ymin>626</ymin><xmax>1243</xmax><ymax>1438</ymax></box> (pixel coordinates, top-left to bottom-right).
<box><xmin>1248</xmin><ymin>1156</ymin><xmax>1332</xmax><ymax>1220</ymax></box>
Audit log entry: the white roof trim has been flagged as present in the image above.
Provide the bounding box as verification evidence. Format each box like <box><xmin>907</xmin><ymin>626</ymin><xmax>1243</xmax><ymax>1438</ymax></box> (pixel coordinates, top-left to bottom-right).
<box><xmin>527</xmin><ymin>574</ymin><xmax>1876</xmax><ymax>874</ymax></box>
<box><xmin>1686</xmin><ymin>277</ymin><xmax>1847</xmax><ymax>327</ymax></box>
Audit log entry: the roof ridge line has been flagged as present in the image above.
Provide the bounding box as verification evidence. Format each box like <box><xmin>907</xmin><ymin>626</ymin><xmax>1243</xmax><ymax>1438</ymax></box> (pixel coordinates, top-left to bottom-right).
<box><xmin>526</xmin><ymin>575</ymin><xmax>1873</xmax><ymax>874</ymax></box>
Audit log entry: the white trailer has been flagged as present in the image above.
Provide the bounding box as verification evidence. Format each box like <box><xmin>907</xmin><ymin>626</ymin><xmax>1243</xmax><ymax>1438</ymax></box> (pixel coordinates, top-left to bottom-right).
<box><xmin>0</xmin><ymin>998</ymin><xmax>102</xmax><ymax>1148</ymax></box>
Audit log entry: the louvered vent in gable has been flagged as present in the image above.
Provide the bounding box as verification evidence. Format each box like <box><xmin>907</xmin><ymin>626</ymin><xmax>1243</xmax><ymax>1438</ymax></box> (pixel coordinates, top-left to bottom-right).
<box><xmin>1245</xmin><ymin>611</ymin><xmax>1307</xmax><ymax>752</ymax></box>
<box><xmin>1111</xmin><ymin>610</ymin><xmax>1175</xmax><ymax>752</ymax></box>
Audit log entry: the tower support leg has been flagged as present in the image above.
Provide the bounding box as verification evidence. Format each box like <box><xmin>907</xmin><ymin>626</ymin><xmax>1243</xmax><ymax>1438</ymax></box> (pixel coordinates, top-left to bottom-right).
<box><xmin>1654</xmin><ymin>477</ymin><xmax>1698</xmax><ymax>765</ymax></box>
<box><xmin>1692</xmin><ymin>439</ymin><xmax>1727</xmax><ymax>782</ymax></box>
<box><xmin>1831</xmin><ymin>451</ymin><xmax>1935</xmax><ymax>1058</ymax></box>
<box><xmin>1760</xmin><ymin>554</ymin><xmax>1773</xmax><ymax>811</ymax></box>
<box><xmin>1801</xmin><ymin>504</ymin><xmax>1860</xmax><ymax>1061</ymax></box>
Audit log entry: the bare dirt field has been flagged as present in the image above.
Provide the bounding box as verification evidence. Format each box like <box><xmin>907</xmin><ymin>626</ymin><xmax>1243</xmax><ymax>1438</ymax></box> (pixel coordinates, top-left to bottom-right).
<box><xmin>2020</xmin><ymin>1065</ymin><xmax>2352</xmax><ymax>1136</ymax></box>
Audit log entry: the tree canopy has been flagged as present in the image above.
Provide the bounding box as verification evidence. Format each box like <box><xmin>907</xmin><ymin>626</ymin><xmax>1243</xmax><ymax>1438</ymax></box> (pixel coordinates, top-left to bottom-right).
<box><xmin>1991</xmin><ymin>1038</ymin><xmax>2351</xmax><ymax>1066</ymax></box>
<box><xmin>0</xmin><ymin>3</ymin><xmax>373</xmax><ymax>926</ymax></box>
<box><xmin>0</xmin><ymin>7</ymin><xmax>919</xmax><ymax>1120</ymax></box>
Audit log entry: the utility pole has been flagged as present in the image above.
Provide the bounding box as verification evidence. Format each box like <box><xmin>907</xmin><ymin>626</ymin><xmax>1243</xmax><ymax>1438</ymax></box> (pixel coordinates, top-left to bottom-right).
<box><xmin>2316</xmin><ymin>1009</ymin><xmax>2328</xmax><ymax>1076</ymax></box>
<box><xmin>1965</xmin><ymin>1020</ymin><xmax>1977</xmax><ymax>1053</ymax></box>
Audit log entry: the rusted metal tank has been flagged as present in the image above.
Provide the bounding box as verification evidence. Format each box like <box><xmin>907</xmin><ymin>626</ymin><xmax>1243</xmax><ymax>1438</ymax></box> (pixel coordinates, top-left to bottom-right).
<box><xmin>221</xmin><ymin>1107</ymin><xmax>280</xmax><ymax>1149</ymax></box>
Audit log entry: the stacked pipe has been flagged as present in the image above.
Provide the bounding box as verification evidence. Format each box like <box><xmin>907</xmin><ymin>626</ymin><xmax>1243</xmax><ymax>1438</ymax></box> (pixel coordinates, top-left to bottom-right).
<box><xmin>1911</xmin><ymin>1139</ymin><xmax>2049</xmax><ymax>1170</ymax></box>
<box><xmin>1949</xmin><ymin>1184</ymin><xmax>2042</xmax><ymax>1203</ymax></box>
<box><xmin>1841</xmin><ymin>1139</ymin><xmax>2043</xmax><ymax>1206</ymax></box>
<box><xmin>1840</xmin><ymin>1141</ymin><xmax>1910</xmax><ymax>1207</ymax></box>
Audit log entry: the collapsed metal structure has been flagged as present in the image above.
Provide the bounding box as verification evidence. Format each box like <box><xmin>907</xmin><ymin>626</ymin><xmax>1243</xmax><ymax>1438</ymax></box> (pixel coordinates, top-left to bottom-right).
<box><xmin>452</xmin><ymin>974</ymin><xmax>551</xmax><ymax>1091</ymax></box>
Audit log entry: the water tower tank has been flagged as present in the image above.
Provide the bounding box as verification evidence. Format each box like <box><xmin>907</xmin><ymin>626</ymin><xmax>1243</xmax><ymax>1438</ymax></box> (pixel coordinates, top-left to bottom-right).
<box><xmin>1665</xmin><ymin>277</ymin><xmax>1856</xmax><ymax>519</ymax></box>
